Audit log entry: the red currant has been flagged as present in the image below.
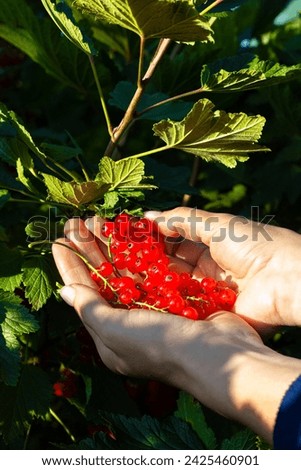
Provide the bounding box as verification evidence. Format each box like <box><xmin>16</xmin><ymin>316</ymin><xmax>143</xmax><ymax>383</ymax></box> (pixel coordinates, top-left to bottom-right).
<box><xmin>168</xmin><ymin>295</ymin><xmax>186</xmax><ymax>314</ymax></box>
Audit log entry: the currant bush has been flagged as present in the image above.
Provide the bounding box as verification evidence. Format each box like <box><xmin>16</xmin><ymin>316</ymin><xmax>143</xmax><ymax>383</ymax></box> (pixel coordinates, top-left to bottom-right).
<box><xmin>89</xmin><ymin>215</ymin><xmax>238</xmax><ymax>320</ymax></box>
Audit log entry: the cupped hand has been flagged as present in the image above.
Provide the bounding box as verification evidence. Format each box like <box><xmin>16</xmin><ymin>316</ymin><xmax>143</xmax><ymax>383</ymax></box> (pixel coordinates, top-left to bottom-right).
<box><xmin>51</xmin><ymin>216</ymin><xmax>301</xmax><ymax>445</ymax></box>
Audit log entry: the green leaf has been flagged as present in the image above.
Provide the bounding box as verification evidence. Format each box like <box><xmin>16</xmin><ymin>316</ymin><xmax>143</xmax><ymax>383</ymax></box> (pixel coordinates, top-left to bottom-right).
<box><xmin>0</xmin><ymin>138</ymin><xmax>34</xmax><ymax>168</ymax></box>
<box><xmin>22</xmin><ymin>256</ymin><xmax>57</xmax><ymax>311</ymax></box>
<box><xmin>221</xmin><ymin>428</ymin><xmax>257</xmax><ymax>450</ymax></box>
<box><xmin>201</xmin><ymin>55</ymin><xmax>301</xmax><ymax>92</ymax></box>
<box><xmin>0</xmin><ymin>245</ymin><xmax>23</xmax><ymax>293</ymax></box>
<box><xmin>73</xmin><ymin>0</ymin><xmax>213</xmax><ymax>42</ymax></box>
<box><xmin>0</xmin><ymin>365</ymin><xmax>52</xmax><ymax>442</ymax></box>
<box><xmin>16</xmin><ymin>158</ymin><xmax>38</xmax><ymax>194</ymax></box>
<box><xmin>0</xmin><ymin>291</ymin><xmax>39</xmax><ymax>350</ymax></box>
<box><xmin>92</xmin><ymin>23</ymin><xmax>130</xmax><ymax>59</ymax></box>
<box><xmin>0</xmin><ymin>291</ymin><xmax>39</xmax><ymax>386</ymax></box>
<box><xmin>41</xmin><ymin>0</ymin><xmax>97</xmax><ymax>55</ymax></box>
<box><xmin>43</xmin><ymin>174</ymin><xmax>107</xmax><ymax>207</ymax></box>
<box><xmin>153</xmin><ymin>98</ymin><xmax>270</xmax><ymax>168</ymax></box>
<box><xmin>96</xmin><ymin>413</ymin><xmax>204</xmax><ymax>449</ymax></box>
<box><xmin>97</xmin><ymin>156</ymin><xmax>156</xmax><ymax>191</ymax></box>
<box><xmin>175</xmin><ymin>391</ymin><xmax>216</xmax><ymax>449</ymax></box>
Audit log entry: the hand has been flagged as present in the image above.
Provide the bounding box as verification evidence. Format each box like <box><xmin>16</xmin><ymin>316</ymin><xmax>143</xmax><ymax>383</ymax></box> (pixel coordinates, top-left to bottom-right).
<box><xmin>52</xmin><ymin>217</ymin><xmax>301</xmax><ymax>445</ymax></box>
<box><xmin>144</xmin><ymin>207</ymin><xmax>301</xmax><ymax>331</ymax></box>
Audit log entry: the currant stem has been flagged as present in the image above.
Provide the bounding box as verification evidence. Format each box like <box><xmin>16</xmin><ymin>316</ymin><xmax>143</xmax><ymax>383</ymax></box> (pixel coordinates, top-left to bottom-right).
<box><xmin>28</xmin><ymin>240</ymin><xmax>116</xmax><ymax>294</ymax></box>
<box><xmin>138</xmin><ymin>87</ymin><xmax>203</xmax><ymax>117</ymax></box>
<box><xmin>123</xmin><ymin>144</ymin><xmax>170</xmax><ymax>161</ymax></box>
<box><xmin>104</xmin><ymin>38</ymin><xmax>171</xmax><ymax>159</ymax></box>
<box><xmin>134</xmin><ymin>301</ymin><xmax>166</xmax><ymax>313</ymax></box>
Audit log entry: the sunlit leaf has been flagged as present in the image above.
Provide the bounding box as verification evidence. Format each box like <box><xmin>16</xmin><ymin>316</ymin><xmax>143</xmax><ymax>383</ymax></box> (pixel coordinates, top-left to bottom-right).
<box><xmin>41</xmin><ymin>0</ymin><xmax>97</xmax><ymax>55</ymax></box>
<box><xmin>73</xmin><ymin>0</ymin><xmax>213</xmax><ymax>42</ymax></box>
<box><xmin>175</xmin><ymin>391</ymin><xmax>216</xmax><ymax>449</ymax></box>
<box><xmin>201</xmin><ymin>55</ymin><xmax>301</xmax><ymax>92</ymax></box>
<box><xmin>43</xmin><ymin>174</ymin><xmax>107</xmax><ymax>206</ymax></box>
<box><xmin>97</xmin><ymin>156</ymin><xmax>156</xmax><ymax>191</ymax></box>
<box><xmin>153</xmin><ymin>98</ymin><xmax>269</xmax><ymax>168</ymax></box>
<box><xmin>22</xmin><ymin>256</ymin><xmax>57</xmax><ymax>311</ymax></box>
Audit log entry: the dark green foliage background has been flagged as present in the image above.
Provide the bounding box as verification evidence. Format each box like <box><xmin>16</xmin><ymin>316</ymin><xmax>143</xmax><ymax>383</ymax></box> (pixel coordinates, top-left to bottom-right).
<box><xmin>0</xmin><ymin>0</ymin><xmax>301</xmax><ymax>450</ymax></box>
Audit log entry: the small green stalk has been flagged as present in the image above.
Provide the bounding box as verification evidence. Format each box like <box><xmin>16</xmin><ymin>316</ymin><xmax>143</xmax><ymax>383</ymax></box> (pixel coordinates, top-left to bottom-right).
<box><xmin>135</xmin><ymin>302</ymin><xmax>166</xmax><ymax>313</ymax></box>
<box><xmin>28</xmin><ymin>240</ymin><xmax>116</xmax><ymax>294</ymax></box>
<box><xmin>123</xmin><ymin>145</ymin><xmax>170</xmax><ymax>161</ymax></box>
<box><xmin>50</xmin><ymin>408</ymin><xmax>76</xmax><ymax>443</ymax></box>
<box><xmin>89</xmin><ymin>54</ymin><xmax>113</xmax><ymax>138</ymax></box>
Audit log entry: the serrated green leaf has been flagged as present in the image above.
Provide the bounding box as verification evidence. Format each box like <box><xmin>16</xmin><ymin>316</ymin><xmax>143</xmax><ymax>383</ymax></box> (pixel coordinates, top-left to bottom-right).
<box><xmin>221</xmin><ymin>428</ymin><xmax>257</xmax><ymax>450</ymax></box>
<box><xmin>97</xmin><ymin>156</ymin><xmax>156</xmax><ymax>191</ymax></box>
<box><xmin>0</xmin><ymin>291</ymin><xmax>39</xmax><ymax>349</ymax></box>
<box><xmin>0</xmin><ymin>365</ymin><xmax>52</xmax><ymax>441</ymax></box>
<box><xmin>41</xmin><ymin>0</ymin><xmax>96</xmax><ymax>55</ymax></box>
<box><xmin>74</xmin><ymin>0</ymin><xmax>213</xmax><ymax>42</ymax></box>
<box><xmin>0</xmin><ymin>246</ymin><xmax>23</xmax><ymax>293</ymax></box>
<box><xmin>97</xmin><ymin>412</ymin><xmax>204</xmax><ymax>449</ymax></box>
<box><xmin>22</xmin><ymin>256</ymin><xmax>57</xmax><ymax>311</ymax></box>
<box><xmin>175</xmin><ymin>391</ymin><xmax>216</xmax><ymax>449</ymax></box>
<box><xmin>0</xmin><ymin>292</ymin><xmax>39</xmax><ymax>386</ymax></box>
<box><xmin>16</xmin><ymin>158</ymin><xmax>38</xmax><ymax>194</ymax></box>
<box><xmin>42</xmin><ymin>174</ymin><xmax>107</xmax><ymax>207</ymax></box>
<box><xmin>102</xmin><ymin>191</ymin><xmax>120</xmax><ymax>210</ymax></box>
<box><xmin>201</xmin><ymin>55</ymin><xmax>301</xmax><ymax>92</ymax></box>
<box><xmin>153</xmin><ymin>98</ymin><xmax>270</xmax><ymax>168</ymax></box>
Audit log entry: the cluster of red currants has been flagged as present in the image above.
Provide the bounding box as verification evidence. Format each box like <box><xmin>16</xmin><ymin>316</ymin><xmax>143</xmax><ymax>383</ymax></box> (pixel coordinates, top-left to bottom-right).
<box><xmin>89</xmin><ymin>213</ymin><xmax>237</xmax><ymax>320</ymax></box>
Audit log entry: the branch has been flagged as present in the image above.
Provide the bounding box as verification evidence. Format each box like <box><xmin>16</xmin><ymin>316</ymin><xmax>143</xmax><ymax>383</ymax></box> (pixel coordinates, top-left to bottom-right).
<box><xmin>104</xmin><ymin>38</ymin><xmax>172</xmax><ymax>158</ymax></box>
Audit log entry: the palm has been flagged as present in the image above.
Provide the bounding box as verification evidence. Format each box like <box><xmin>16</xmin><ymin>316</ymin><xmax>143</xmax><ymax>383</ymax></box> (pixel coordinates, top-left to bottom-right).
<box><xmin>168</xmin><ymin>232</ymin><xmax>287</xmax><ymax>330</ymax></box>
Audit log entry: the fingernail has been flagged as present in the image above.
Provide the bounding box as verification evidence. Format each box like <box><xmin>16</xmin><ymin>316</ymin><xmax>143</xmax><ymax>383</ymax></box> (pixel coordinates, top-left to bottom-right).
<box><xmin>144</xmin><ymin>211</ymin><xmax>162</xmax><ymax>220</ymax></box>
<box><xmin>60</xmin><ymin>286</ymin><xmax>76</xmax><ymax>306</ymax></box>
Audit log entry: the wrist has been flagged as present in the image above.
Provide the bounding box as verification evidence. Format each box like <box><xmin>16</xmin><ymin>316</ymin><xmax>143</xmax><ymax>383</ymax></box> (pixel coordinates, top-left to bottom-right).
<box><xmin>171</xmin><ymin>321</ymin><xmax>301</xmax><ymax>445</ymax></box>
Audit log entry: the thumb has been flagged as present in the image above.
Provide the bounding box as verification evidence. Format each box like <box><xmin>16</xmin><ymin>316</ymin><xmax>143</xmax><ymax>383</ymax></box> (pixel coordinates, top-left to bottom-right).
<box><xmin>60</xmin><ymin>284</ymin><xmax>113</xmax><ymax>330</ymax></box>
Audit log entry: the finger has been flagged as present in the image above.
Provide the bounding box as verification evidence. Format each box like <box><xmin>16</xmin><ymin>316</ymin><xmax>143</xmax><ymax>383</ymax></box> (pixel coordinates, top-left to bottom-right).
<box><xmin>52</xmin><ymin>238</ymin><xmax>97</xmax><ymax>288</ymax></box>
<box><xmin>84</xmin><ymin>216</ymin><xmax>108</xmax><ymax>244</ymax></box>
<box><xmin>145</xmin><ymin>207</ymin><xmax>242</xmax><ymax>246</ymax></box>
<box><xmin>64</xmin><ymin>218</ymin><xmax>107</xmax><ymax>267</ymax></box>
